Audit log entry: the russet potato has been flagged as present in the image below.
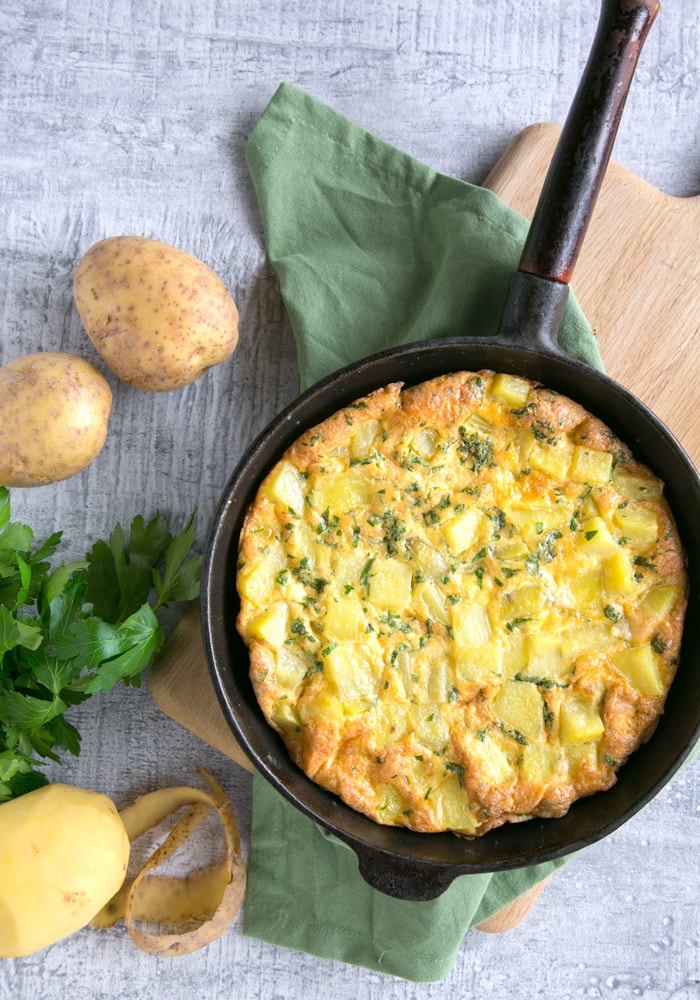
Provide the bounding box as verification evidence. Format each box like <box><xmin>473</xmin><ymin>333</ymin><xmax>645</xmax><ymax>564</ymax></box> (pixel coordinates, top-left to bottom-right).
<box><xmin>0</xmin><ymin>352</ymin><xmax>112</xmax><ymax>487</ymax></box>
<box><xmin>0</xmin><ymin>783</ymin><xmax>130</xmax><ymax>958</ymax></box>
<box><xmin>73</xmin><ymin>235</ymin><xmax>239</xmax><ymax>391</ymax></box>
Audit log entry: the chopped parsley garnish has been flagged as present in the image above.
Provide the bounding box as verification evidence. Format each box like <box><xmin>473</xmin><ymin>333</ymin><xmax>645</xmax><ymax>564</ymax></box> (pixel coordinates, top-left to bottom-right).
<box><xmin>444</xmin><ymin>761</ymin><xmax>465</xmax><ymax>786</ymax></box>
<box><xmin>360</xmin><ymin>557</ymin><xmax>376</xmax><ymax>590</ymax></box>
<box><xmin>458</xmin><ymin>428</ymin><xmax>494</xmax><ymax>473</ymax></box>
<box><xmin>604</xmin><ymin>605</ymin><xmax>623</xmax><ymax>622</ymax></box>
<box><xmin>651</xmin><ymin>633</ymin><xmax>667</xmax><ymax>655</ymax></box>
<box><xmin>291</xmin><ymin>557</ymin><xmax>328</xmax><ymax>593</ymax></box>
<box><xmin>514</xmin><ymin>671</ymin><xmax>569</xmax><ymax>689</ymax></box>
<box><xmin>506</xmin><ymin>617</ymin><xmax>534</xmax><ymax>632</ymax></box>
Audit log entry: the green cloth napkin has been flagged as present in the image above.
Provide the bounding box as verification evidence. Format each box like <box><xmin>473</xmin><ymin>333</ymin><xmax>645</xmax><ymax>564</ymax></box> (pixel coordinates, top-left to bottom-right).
<box><xmin>241</xmin><ymin>82</ymin><xmax>603</xmax><ymax>983</ymax></box>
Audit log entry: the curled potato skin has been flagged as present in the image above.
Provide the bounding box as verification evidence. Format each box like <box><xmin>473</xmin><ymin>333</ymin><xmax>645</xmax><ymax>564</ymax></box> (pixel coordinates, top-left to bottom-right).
<box><xmin>92</xmin><ymin>768</ymin><xmax>246</xmax><ymax>956</ymax></box>
<box><xmin>0</xmin><ymin>351</ymin><xmax>112</xmax><ymax>487</ymax></box>
<box><xmin>73</xmin><ymin>235</ymin><xmax>239</xmax><ymax>392</ymax></box>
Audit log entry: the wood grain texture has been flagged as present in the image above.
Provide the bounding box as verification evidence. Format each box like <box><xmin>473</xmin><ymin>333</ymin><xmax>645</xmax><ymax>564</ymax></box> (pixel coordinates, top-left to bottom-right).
<box><xmin>485</xmin><ymin>122</ymin><xmax>700</xmax><ymax>467</ymax></box>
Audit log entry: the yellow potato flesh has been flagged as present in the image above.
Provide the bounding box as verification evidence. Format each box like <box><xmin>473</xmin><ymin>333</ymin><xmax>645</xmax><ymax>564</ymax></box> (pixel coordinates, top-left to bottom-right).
<box><xmin>0</xmin><ymin>352</ymin><xmax>112</xmax><ymax>487</ymax></box>
<box><xmin>0</xmin><ymin>783</ymin><xmax>130</xmax><ymax>958</ymax></box>
<box><xmin>73</xmin><ymin>235</ymin><xmax>239</xmax><ymax>392</ymax></box>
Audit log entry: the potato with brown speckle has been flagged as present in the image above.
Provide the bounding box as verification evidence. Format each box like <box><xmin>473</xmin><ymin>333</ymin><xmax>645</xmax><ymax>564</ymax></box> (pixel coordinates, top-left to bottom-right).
<box><xmin>73</xmin><ymin>236</ymin><xmax>239</xmax><ymax>392</ymax></box>
<box><xmin>0</xmin><ymin>352</ymin><xmax>112</xmax><ymax>487</ymax></box>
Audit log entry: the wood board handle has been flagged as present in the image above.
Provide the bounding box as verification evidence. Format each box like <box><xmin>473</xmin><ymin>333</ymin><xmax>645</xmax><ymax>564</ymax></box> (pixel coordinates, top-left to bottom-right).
<box><xmin>148</xmin><ymin>603</ymin><xmax>254</xmax><ymax>774</ymax></box>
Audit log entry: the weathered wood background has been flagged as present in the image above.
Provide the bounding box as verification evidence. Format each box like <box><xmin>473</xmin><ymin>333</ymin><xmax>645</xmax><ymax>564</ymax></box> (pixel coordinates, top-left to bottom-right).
<box><xmin>1</xmin><ymin>2</ymin><xmax>698</xmax><ymax>998</ymax></box>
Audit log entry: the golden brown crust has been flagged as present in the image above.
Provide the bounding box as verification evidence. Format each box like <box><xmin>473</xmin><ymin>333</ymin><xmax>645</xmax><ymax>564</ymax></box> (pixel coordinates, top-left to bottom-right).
<box><xmin>236</xmin><ymin>371</ymin><xmax>687</xmax><ymax>836</ymax></box>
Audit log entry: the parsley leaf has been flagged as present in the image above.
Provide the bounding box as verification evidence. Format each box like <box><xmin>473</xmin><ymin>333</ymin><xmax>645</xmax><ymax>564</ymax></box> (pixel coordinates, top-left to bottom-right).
<box><xmin>0</xmin><ymin>487</ymin><xmax>200</xmax><ymax>801</ymax></box>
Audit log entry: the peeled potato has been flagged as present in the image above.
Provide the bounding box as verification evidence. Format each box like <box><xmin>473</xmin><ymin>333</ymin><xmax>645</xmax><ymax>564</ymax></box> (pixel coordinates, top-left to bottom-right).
<box><xmin>0</xmin><ymin>783</ymin><xmax>130</xmax><ymax>958</ymax></box>
<box><xmin>0</xmin><ymin>352</ymin><xmax>112</xmax><ymax>487</ymax></box>
<box><xmin>73</xmin><ymin>235</ymin><xmax>239</xmax><ymax>392</ymax></box>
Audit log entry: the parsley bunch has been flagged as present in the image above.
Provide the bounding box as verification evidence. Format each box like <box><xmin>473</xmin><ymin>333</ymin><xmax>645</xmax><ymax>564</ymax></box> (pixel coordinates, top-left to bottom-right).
<box><xmin>0</xmin><ymin>487</ymin><xmax>201</xmax><ymax>801</ymax></box>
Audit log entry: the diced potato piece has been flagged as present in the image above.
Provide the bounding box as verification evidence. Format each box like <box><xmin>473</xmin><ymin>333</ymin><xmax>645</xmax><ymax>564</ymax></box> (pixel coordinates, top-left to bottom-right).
<box><xmin>407</xmin><ymin>537</ymin><xmax>449</xmax><ymax>579</ymax></box>
<box><xmin>248</xmin><ymin>603</ymin><xmax>289</xmax><ymax>649</ymax></box>
<box><xmin>461</xmin><ymin>413</ymin><xmax>492</xmax><ymax>436</ymax></box>
<box><xmin>452</xmin><ymin>602</ymin><xmax>492</xmax><ymax>648</ymax></box>
<box><xmin>426</xmin><ymin>659</ymin><xmax>450</xmax><ymax>702</ymax></box>
<box><xmin>275</xmin><ymin>647</ymin><xmax>308</xmax><ymax>688</ymax></box>
<box><xmin>350</xmin><ymin>419</ymin><xmax>381</xmax><ymax>459</ymax></box>
<box><xmin>612</xmin><ymin>645</ymin><xmax>665</xmax><ymax>697</ymax></box>
<box><xmin>527</xmin><ymin>632</ymin><xmax>564</xmax><ymax>678</ymax></box>
<box><xmin>287</xmin><ymin>520</ymin><xmax>317</xmax><ymax>565</ymax></box>
<box><xmin>325</xmin><ymin>645</ymin><xmax>377</xmax><ymax>702</ymax></box>
<box><xmin>603</xmin><ymin>551</ymin><xmax>636</xmax><ymax>595</ymax></box>
<box><xmin>493</xmin><ymin>680</ymin><xmax>543</xmax><ymax>740</ymax></box>
<box><xmin>376</xmin><ymin>783</ymin><xmax>408</xmax><ymax>822</ymax></box>
<box><xmin>493</xmin><ymin>538</ymin><xmax>529</xmax><ymax>561</ymax></box>
<box><xmin>323</xmin><ymin>595</ymin><xmax>366</xmax><ymax>640</ymax></box>
<box><xmin>414</xmin><ymin>579</ymin><xmax>449</xmax><ymax>625</ymax></box>
<box><xmin>521</xmin><ymin>742</ymin><xmax>560</xmax><ymax>783</ymax></box>
<box><xmin>375</xmin><ymin>702</ymin><xmax>410</xmax><ymax>745</ymax></box>
<box><xmin>489</xmin><ymin>373</ymin><xmax>531</xmax><ymax>408</ymax></box>
<box><xmin>501</xmin><ymin>631</ymin><xmax>528</xmax><ymax>678</ymax></box>
<box><xmin>394</xmin><ymin>649</ymin><xmax>414</xmax><ymax>699</ymax></box>
<box><xmin>568</xmin><ymin>446</ymin><xmax>614</xmax><ymax>484</ymax></box>
<box><xmin>441</xmin><ymin>508</ymin><xmax>482</xmax><ymax>553</ymax></box>
<box><xmin>331</xmin><ymin>551</ymin><xmax>367</xmax><ymax>590</ymax></box>
<box><xmin>411</xmin><ymin>427</ymin><xmax>438</xmax><ymax>459</ymax></box>
<box><xmin>504</xmin><ymin>584</ymin><xmax>546</xmax><ymax>618</ymax></box>
<box><xmin>565</xmin><ymin>740</ymin><xmax>597</xmax><ymax>772</ymax></box>
<box><xmin>369</xmin><ymin>559</ymin><xmax>413</xmax><ymax>610</ymax></box>
<box><xmin>561</xmin><ymin>623</ymin><xmax>613</xmax><ymax>663</ymax></box>
<box><xmin>466</xmin><ymin>734</ymin><xmax>513</xmax><ymax>784</ymax></box>
<box><xmin>238</xmin><ymin>544</ymin><xmax>286</xmax><ymax>606</ymax></box>
<box><xmin>570</xmin><ymin>569</ymin><xmax>603</xmax><ymax>608</ymax></box>
<box><xmin>404</xmin><ymin>651</ymin><xmax>452</xmax><ymax>706</ymax></box>
<box><xmin>343</xmin><ymin>698</ymin><xmax>374</xmax><ymax>718</ymax></box>
<box><xmin>264</xmin><ymin>460</ymin><xmax>305</xmax><ymax>512</ymax></box>
<box><xmin>455</xmin><ymin>643</ymin><xmax>502</xmax><ymax>682</ymax></box>
<box><xmin>410</xmin><ymin>755</ymin><xmax>438</xmax><ymax>792</ymax></box>
<box><xmin>559</xmin><ymin>697</ymin><xmax>604</xmax><ymax>743</ymax></box>
<box><xmin>509</xmin><ymin>506</ymin><xmax>569</xmax><ymax>536</ymax></box>
<box><xmin>613</xmin><ymin>505</ymin><xmax>658</xmax><ymax>550</ymax></box>
<box><xmin>411</xmin><ymin>704</ymin><xmax>450</xmax><ymax>752</ymax></box>
<box><xmin>640</xmin><ymin>584</ymin><xmax>679</xmax><ymax>619</ymax></box>
<box><xmin>528</xmin><ymin>440</ymin><xmax>573</xmax><ymax>481</ymax></box>
<box><xmin>613</xmin><ymin>468</ymin><xmax>664</xmax><ymax>501</ymax></box>
<box><xmin>298</xmin><ymin>690</ymin><xmax>345</xmax><ymax>724</ymax></box>
<box><xmin>519</xmin><ymin>430</ymin><xmax>537</xmax><ymax>465</ymax></box>
<box><xmin>431</xmin><ymin>777</ymin><xmax>478</xmax><ymax>833</ymax></box>
<box><xmin>271</xmin><ymin>701</ymin><xmax>301</xmax><ymax>730</ymax></box>
<box><xmin>576</xmin><ymin>516</ymin><xmax>618</xmax><ymax>555</ymax></box>
<box><xmin>314</xmin><ymin>468</ymin><xmax>374</xmax><ymax>513</ymax></box>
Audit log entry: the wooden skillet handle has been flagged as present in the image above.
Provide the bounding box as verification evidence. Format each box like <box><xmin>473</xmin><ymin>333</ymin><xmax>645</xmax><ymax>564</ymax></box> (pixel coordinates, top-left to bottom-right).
<box><xmin>496</xmin><ymin>0</ymin><xmax>659</xmax><ymax>356</ymax></box>
<box><xmin>519</xmin><ymin>0</ymin><xmax>659</xmax><ymax>284</ymax></box>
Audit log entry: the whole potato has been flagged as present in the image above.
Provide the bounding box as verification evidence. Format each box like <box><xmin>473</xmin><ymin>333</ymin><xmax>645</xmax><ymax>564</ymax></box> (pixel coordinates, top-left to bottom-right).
<box><xmin>73</xmin><ymin>235</ymin><xmax>239</xmax><ymax>391</ymax></box>
<box><xmin>0</xmin><ymin>783</ymin><xmax>130</xmax><ymax>958</ymax></box>
<box><xmin>0</xmin><ymin>352</ymin><xmax>112</xmax><ymax>487</ymax></box>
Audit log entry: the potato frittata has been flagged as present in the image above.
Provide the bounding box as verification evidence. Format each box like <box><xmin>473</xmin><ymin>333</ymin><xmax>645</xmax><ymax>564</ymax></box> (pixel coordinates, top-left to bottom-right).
<box><xmin>236</xmin><ymin>371</ymin><xmax>687</xmax><ymax>836</ymax></box>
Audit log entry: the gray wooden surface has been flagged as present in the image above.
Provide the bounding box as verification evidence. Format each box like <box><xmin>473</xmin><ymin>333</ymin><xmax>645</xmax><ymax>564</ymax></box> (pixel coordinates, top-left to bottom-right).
<box><xmin>1</xmin><ymin>1</ymin><xmax>698</xmax><ymax>997</ymax></box>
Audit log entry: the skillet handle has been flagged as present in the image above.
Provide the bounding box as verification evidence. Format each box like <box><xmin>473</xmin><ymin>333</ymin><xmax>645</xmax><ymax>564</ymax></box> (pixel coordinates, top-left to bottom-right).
<box><xmin>497</xmin><ymin>0</ymin><xmax>660</xmax><ymax>355</ymax></box>
<box><xmin>352</xmin><ymin>843</ymin><xmax>460</xmax><ymax>901</ymax></box>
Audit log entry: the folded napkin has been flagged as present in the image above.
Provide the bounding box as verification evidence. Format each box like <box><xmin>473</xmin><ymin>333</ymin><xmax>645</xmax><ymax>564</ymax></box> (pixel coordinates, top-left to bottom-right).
<box><xmin>242</xmin><ymin>82</ymin><xmax>603</xmax><ymax>982</ymax></box>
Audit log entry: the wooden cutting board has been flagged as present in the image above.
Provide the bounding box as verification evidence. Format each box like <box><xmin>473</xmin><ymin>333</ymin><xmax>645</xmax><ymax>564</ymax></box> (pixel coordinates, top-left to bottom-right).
<box><xmin>148</xmin><ymin>122</ymin><xmax>700</xmax><ymax>929</ymax></box>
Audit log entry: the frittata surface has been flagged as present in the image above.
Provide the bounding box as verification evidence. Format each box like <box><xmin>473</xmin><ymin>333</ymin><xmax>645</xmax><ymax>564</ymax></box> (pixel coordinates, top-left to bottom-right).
<box><xmin>236</xmin><ymin>371</ymin><xmax>687</xmax><ymax>836</ymax></box>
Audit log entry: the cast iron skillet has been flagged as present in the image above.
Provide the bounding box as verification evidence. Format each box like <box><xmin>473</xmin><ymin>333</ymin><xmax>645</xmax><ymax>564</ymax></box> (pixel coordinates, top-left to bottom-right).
<box><xmin>203</xmin><ymin>0</ymin><xmax>700</xmax><ymax>900</ymax></box>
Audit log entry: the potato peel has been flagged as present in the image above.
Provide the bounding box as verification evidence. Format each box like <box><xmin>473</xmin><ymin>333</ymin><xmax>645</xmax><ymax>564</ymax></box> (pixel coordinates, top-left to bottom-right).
<box><xmin>92</xmin><ymin>769</ymin><xmax>246</xmax><ymax>955</ymax></box>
